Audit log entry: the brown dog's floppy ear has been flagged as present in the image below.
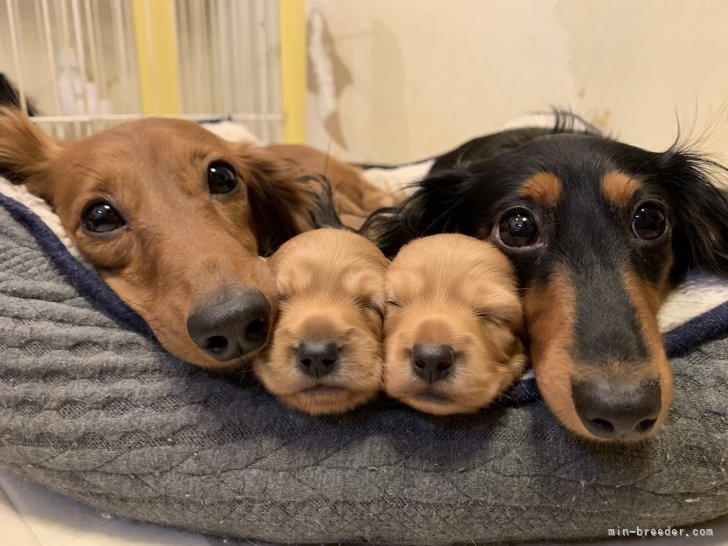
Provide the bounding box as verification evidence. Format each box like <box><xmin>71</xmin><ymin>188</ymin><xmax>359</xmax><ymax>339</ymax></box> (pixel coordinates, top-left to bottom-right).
<box><xmin>239</xmin><ymin>146</ymin><xmax>316</xmax><ymax>256</ymax></box>
<box><xmin>0</xmin><ymin>107</ymin><xmax>59</xmax><ymax>187</ymax></box>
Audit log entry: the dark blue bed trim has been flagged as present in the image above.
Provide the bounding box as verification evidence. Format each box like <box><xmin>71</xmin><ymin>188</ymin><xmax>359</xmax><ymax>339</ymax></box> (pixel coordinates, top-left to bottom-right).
<box><xmin>0</xmin><ymin>193</ymin><xmax>154</xmax><ymax>338</ymax></box>
<box><xmin>1</xmin><ymin>192</ymin><xmax>725</xmax><ymax>403</ymax></box>
<box><xmin>664</xmin><ymin>299</ymin><xmax>728</xmax><ymax>356</ymax></box>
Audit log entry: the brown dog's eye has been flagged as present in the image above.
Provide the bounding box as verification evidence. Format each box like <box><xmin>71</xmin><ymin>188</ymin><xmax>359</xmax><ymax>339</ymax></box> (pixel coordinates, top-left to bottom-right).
<box><xmin>357</xmin><ymin>298</ymin><xmax>384</xmax><ymax>317</ymax></box>
<box><xmin>496</xmin><ymin>209</ymin><xmax>540</xmax><ymax>248</ymax></box>
<box><xmin>632</xmin><ymin>205</ymin><xmax>667</xmax><ymax>240</ymax></box>
<box><xmin>82</xmin><ymin>201</ymin><xmax>125</xmax><ymax>234</ymax></box>
<box><xmin>207</xmin><ymin>161</ymin><xmax>239</xmax><ymax>195</ymax></box>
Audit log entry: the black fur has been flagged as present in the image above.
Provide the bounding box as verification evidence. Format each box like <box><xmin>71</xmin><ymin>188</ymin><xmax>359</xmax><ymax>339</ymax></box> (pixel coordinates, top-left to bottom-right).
<box><xmin>362</xmin><ymin>112</ymin><xmax>728</xmax><ymax>368</ymax></box>
<box><xmin>0</xmin><ymin>73</ymin><xmax>37</xmax><ymax>116</ymax></box>
<box><xmin>301</xmin><ymin>175</ymin><xmax>352</xmax><ymax>232</ymax></box>
<box><xmin>362</xmin><ymin>112</ymin><xmax>728</xmax><ymax>281</ymax></box>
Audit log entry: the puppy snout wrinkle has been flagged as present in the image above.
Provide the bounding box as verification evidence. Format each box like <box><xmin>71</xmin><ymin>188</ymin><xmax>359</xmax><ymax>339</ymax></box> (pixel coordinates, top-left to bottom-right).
<box><xmin>297</xmin><ymin>340</ymin><xmax>339</xmax><ymax>378</ymax></box>
<box><xmin>572</xmin><ymin>378</ymin><xmax>661</xmax><ymax>440</ymax></box>
<box><xmin>411</xmin><ymin>343</ymin><xmax>455</xmax><ymax>384</ymax></box>
<box><xmin>187</xmin><ymin>289</ymin><xmax>270</xmax><ymax>361</ymax></box>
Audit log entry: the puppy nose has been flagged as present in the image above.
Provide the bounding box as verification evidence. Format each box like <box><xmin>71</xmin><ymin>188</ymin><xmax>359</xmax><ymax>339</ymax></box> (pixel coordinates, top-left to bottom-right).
<box><xmin>411</xmin><ymin>343</ymin><xmax>455</xmax><ymax>383</ymax></box>
<box><xmin>296</xmin><ymin>340</ymin><xmax>339</xmax><ymax>378</ymax></box>
<box><xmin>572</xmin><ymin>378</ymin><xmax>662</xmax><ymax>440</ymax></box>
<box><xmin>187</xmin><ymin>289</ymin><xmax>270</xmax><ymax>361</ymax></box>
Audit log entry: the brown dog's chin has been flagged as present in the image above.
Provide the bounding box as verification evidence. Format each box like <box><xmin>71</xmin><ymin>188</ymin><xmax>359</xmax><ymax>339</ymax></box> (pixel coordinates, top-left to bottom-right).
<box><xmin>123</xmin><ymin>300</ymin><xmax>272</xmax><ymax>370</ymax></box>
<box><xmin>387</xmin><ymin>359</ymin><xmax>523</xmax><ymax>416</ymax></box>
<box><xmin>253</xmin><ymin>332</ymin><xmax>384</xmax><ymax>415</ymax></box>
<box><xmin>399</xmin><ymin>393</ymin><xmax>480</xmax><ymax>416</ymax></box>
<box><xmin>170</xmin><ymin>346</ymin><xmax>248</xmax><ymax>370</ymax></box>
<box><xmin>384</xmin><ymin>318</ymin><xmax>526</xmax><ymax>417</ymax></box>
<box><xmin>281</xmin><ymin>386</ymin><xmax>379</xmax><ymax>415</ymax></box>
<box><xmin>177</xmin><ymin>343</ymin><xmax>263</xmax><ymax>370</ymax></box>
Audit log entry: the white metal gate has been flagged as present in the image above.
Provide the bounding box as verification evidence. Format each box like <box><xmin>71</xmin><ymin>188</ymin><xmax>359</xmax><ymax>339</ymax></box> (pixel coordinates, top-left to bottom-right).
<box><xmin>1</xmin><ymin>0</ymin><xmax>283</xmax><ymax>141</ymax></box>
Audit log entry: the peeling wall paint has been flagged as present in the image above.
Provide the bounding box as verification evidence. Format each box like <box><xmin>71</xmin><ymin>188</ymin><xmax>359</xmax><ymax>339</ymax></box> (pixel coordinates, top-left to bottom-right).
<box><xmin>306</xmin><ymin>0</ymin><xmax>728</xmax><ymax>165</ymax></box>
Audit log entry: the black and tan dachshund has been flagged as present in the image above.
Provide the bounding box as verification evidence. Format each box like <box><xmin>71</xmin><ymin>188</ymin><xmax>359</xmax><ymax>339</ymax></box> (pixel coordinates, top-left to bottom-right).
<box><xmin>363</xmin><ymin>112</ymin><xmax>728</xmax><ymax>442</ymax></box>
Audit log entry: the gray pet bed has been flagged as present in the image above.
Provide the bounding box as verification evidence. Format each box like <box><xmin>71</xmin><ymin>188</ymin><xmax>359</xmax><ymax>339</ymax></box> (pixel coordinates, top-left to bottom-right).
<box><xmin>0</xmin><ymin>193</ymin><xmax>727</xmax><ymax>545</ymax></box>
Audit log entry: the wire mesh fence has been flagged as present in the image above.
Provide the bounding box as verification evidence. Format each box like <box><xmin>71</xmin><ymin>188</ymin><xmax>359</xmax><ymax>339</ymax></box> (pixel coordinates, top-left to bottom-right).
<box><xmin>1</xmin><ymin>0</ymin><xmax>283</xmax><ymax>140</ymax></box>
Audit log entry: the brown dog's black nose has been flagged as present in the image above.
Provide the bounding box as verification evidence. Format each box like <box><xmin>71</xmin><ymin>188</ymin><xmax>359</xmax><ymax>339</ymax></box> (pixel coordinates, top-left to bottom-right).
<box><xmin>187</xmin><ymin>289</ymin><xmax>270</xmax><ymax>361</ymax></box>
<box><xmin>572</xmin><ymin>378</ymin><xmax>662</xmax><ymax>440</ymax></box>
<box><xmin>297</xmin><ymin>340</ymin><xmax>339</xmax><ymax>378</ymax></box>
<box><xmin>411</xmin><ymin>343</ymin><xmax>455</xmax><ymax>383</ymax></box>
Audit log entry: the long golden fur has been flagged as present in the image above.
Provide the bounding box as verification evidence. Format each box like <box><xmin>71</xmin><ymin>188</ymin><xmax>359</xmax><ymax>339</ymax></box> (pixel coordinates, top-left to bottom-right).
<box><xmin>253</xmin><ymin>228</ymin><xmax>388</xmax><ymax>415</ymax></box>
<box><xmin>384</xmin><ymin>234</ymin><xmax>526</xmax><ymax>415</ymax></box>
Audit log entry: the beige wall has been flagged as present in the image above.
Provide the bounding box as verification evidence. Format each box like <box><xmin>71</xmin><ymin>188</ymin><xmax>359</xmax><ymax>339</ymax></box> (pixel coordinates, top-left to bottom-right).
<box><xmin>306</xmin><ymin>0</ymin><xmax>728</xmax><ymax>164</ymax></box>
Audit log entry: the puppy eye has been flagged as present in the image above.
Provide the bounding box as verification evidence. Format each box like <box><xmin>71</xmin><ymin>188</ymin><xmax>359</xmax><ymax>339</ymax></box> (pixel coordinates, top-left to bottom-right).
<box><xmin>386</xmin><ymin>300</ymin><xmax>403</xmax><ymax>308</ymax></box>
<box><xmin>357</xmin><ymin>298</ymin><xmax>383</xmax><ymax>315</ymax></box>
<box><xmin>82</xmin><ymin>201</ymin><xmax>125</xmax><ymax>234</ymax></box>
<box><xmin>632</xmin><ymin>204</ymin><xmax>667</xmax><ymax>240</ymax></box>
<box><xmin>207</xmin><ymin>161</ymin><xmax>239</xmax><ymax>195</ymax></box>
<box><xmin>495</xmin><ymin>209</ymin><xmax>540</xmax><ymax>248</ymax></box>
<box><xmin>475</xmin><ymin>310</ymin><xmax>493</xmax><ymax>321</ymax></box>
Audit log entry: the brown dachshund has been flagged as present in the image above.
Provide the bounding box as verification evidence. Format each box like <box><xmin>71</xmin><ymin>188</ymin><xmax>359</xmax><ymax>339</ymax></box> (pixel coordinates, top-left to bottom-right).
<box><xmin>0</xmin><ymin>107</ymin><xmax>322</xmax><ymax>370</ymax></box>
<box><xmin>384</xmin><ymin>234</ymin><xmax>526</xmax><ymax>415</ymax></box>
<box><xmin>253</xmin><ymin>228</ymin><xmax>388</xmax><ymax>414</ymax></box>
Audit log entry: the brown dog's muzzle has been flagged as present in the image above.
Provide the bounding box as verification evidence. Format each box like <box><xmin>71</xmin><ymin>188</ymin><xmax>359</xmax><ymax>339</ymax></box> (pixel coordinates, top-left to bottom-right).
<box><xmin>187</xmin><ymin>287</ymin><xmax>271</xmax><ymax>361</ymax></box>
<box><xmin>296</xmin><ymin>339</ymin><xmax>340</xmax><ymax>379</ymax></box>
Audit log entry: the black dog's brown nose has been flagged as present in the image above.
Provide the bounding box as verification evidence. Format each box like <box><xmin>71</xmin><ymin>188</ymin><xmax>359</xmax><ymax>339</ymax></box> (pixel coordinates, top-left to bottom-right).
<box><xmin>572</xmin><ymin>378</ymin><xmax>662</xmax><ymax>440</ymax></box>
<box><xmin>187</xmin><ymin>289</ymin><xmax>270</xmax><ymax>361</ymax></box>
<box><xmin>297</xmin><ymin>340</ymin><xmax>339</xmax><ymax>378</ymax></box>
<box><xmin>411</xmin><ymin>343</ymin><xmax>455</xmax><ymax>383</ymax></box>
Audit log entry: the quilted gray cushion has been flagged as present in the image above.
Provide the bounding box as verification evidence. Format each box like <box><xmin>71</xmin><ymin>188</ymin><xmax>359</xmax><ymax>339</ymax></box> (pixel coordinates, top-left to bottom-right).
<box><xmin>0</xmin><ymin>198</ymin><xmax>727</xmax><ymax>545</ymax></box>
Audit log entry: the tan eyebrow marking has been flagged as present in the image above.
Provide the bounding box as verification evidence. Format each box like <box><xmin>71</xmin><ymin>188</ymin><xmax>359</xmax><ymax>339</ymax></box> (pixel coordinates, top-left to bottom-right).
<box><xmin>601</xmin><ymin>172</ymin><xmax>641</xmax><ymax>208</ymax></box>
<box><xmin>519</xmin><ymin>172</ymin><xmax>562</xmax><ymax>206</ymax></box>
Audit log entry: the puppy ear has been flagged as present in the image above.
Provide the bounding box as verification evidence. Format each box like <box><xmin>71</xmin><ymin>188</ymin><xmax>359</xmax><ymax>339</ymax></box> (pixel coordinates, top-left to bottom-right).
<box><xmin>657</xmin><ymin>149</ymin><xmax>728</xmax><ymax>277</ymax></box>
<box><xmin>240</xmin><ymin>147</ymin><xmax>316</xmax><ymax>256</ymax></box>
<box><xmin>0</xmin><ymin>107</ymin><xmax>59</xmax><ymax>185</ymax></box>
<box><xmin>361</xmin><ymin>169</ymin><xmax>473</xmax><ymax>257</ymax></box>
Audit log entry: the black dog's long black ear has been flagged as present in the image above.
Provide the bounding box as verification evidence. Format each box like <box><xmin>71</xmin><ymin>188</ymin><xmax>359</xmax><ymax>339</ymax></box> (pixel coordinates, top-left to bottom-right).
<box><xmin>657</xmin><ymin>148</ymin><xmax>728</xmax><ymax>277</ymax></box>
<box><xmin>360</xmin><ymin>169</ymin><xmax>473</xmax><ymax>258</ymax></box>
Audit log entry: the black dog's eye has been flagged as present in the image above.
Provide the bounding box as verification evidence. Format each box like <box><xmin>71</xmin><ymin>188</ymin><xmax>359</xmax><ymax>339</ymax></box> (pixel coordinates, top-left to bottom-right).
<box><xmin>632</xmin><ymin>205</ymin><xmax>667</xmax><ymax>240</ymax></box>
<box><xmin>207</xmin><ymin>161</ymin><xmax>238</xmax><ymax>195</ymax></box>
<box><xmin>496</xmin><ymin>209</ymin><xmax>540</xmax><ymax>248</ymax></box>
<box><xmin>82</xmin><ymin>201</ymin><xmax>125</xmax><ymax>234</ymax></box>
